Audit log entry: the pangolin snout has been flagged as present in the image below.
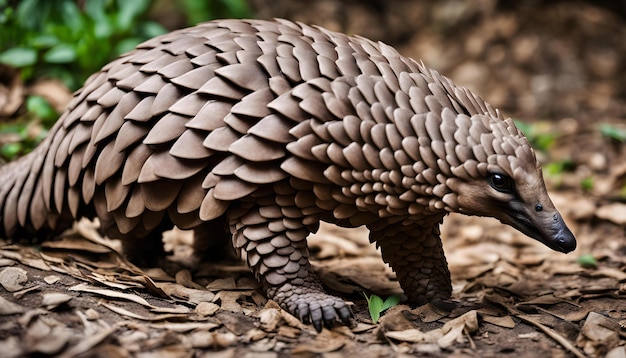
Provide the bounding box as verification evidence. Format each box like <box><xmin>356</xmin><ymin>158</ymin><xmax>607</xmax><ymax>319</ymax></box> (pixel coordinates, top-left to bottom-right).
<box><xmin>546</xmin><ymin>214</ymin><xmax>576</xmax><ymax>253</ymax></box>
<box><xmin>552</xmin><ymin>226</ymin><xmax>576</xmax><ymax>253</ymax></box>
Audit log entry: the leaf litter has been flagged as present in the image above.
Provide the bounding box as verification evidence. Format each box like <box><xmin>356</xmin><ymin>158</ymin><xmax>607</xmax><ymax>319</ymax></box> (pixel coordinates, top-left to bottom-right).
<box><xmin>0</xmin><ymin>198</ymin><xmax>623</xmax><ymax>357</ymax></box>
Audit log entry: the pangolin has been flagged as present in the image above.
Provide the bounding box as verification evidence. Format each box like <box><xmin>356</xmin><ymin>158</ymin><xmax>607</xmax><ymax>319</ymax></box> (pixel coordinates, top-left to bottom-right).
<box><xmin>0</xmin><ymin>18</ymin><xmax>576</xmax><ymax>331</ymax></box>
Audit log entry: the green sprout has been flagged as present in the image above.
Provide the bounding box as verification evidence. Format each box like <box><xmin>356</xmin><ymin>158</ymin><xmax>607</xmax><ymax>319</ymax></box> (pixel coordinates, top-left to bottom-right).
<box><xmin>599</xmin><ymin>123</ymin><xmax>626</xmax><ymax>142</ymax></box>
<box><xmin>363</xmin><ymin>293</ymin><xmax>402</xmax><ymax>323</ymax></box>
<box><xmin>577</xmin><ymin>254</ymin><xmax>597</xmax><ymax>269</ymax></box>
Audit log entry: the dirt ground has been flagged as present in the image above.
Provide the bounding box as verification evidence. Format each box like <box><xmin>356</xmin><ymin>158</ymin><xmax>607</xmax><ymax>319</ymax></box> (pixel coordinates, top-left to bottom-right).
<box><xmin>1</xmin><ymin>1</ymin><xmax>626</xmax><ymax>357</ymax></box>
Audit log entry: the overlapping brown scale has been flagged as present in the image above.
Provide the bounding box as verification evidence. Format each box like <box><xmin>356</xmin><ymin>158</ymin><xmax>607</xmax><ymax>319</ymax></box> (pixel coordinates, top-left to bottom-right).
<box><xmin>213</xmin><ymin>177</ymin><xmax>259</xmax><ymax>201</ymax></box>
<box><xmin>230</xmin><ymin>87</ymin><xmax>273</xmax><ymax>119</ymax></box>
<box><xmin>214</xmin><ymin>63</ymin><xmax>269</xmax><ymax>92</ymax></box>
<box><xmin>67</xmin><ymin>146</ymin><xmax>85</xmax><ymax>186</ymax></box>
<box><xmin>170</xmin><ymin>65</ymin><xmax>217</xmax><ymax>90</ymax></box>
<box><xmin>123</xmin><ymin>186</ymin><xmax>144</xmax><ymax>218</ymax></box>
<box><xmin>173</xmin><ymin>172</ymin><xmax>206</xmax><ymax>215</ymax></box>
<box><xmin>229</xmin><ymin>135</ymin><xmax>286</xmax><ymax>162</ymax></box>
<box><xmin>153</xmin><ymin>84</ymin><xmax>188</xmax><ymax>117</ymax></box>
<box><xmin>248</xmin><ymin>114</ymin><xmax>295</xmax><ymax>144</ymax></box>
<box><xmin>234</xmin><ymin>162</ymin><xmax>287</xmax><ymax>184</ymax></box>
<box><xmin>41</xmin><ymin>129</ymin><xmax>67</xmax><ymax>211</ymax></box>
<box><xmin>197</xmin><ymin>76</ymin><xmax>247</xmax><ymax>101</ymax></box>
<box><xmin>94</xmin><ymin>141</ymin><xmax>126</xmax><ymax>185</ymax></box>
<box><xmin>121</xmin><ymin>144</ymin><xmax>153</xmax><ymax>186</ymax></box>
<box><xmin>113</xmin><ymin>121</ymin><xmax>148</xmax><ymax>153</ymax></box>
<box><xmin>17</xmin><ymin>156</ymin><xmax>45</xmax><ymax>228</ymax></box>
<box><xmin>281</xmin><ymin>157</ymin><xmax>330</xmax><ymax>184</ymax></box>
<box><xmin>132</xmin><ymin>76</ymin><xmax>167</xmax><ymax>96</ymax></box>
<box><xmin>169</xmin><ymin>130</ymin><xmax>213</xmax><ymax>160</ymax></box>
<box><xmin>3</xmin><ymin>165</ymin><xmax>28</xmax><ymax>235</ymax></box>
<box><xmin>142</xmin><ymin>180</ymin><xmax>182</xmax><ymax>212</ymax></box>
<box><xmin>335</xmin><ymin>45</ymin><xmax>360</xmax><ymax>77</ymax></box>
<box><xmin>104</xmin><ymin>174</ymin><xmax>129</xmax><ymax>212</ymax></box>
<box><xmin>140</xmin><ymin>151</ymin><xmax>206</xmax><ymax>182</ymax></box>
<box><xmin>142</xmin><ymin>113</ymin><xmax>188</xmax><ymax>146</ymax></box>
<box><xmin>185</xmin><ymin>100</ymin><xmax>232</xmax><ymax>131</ymax></box>
<box><xmin>29</xmin><ymin>179</ymin><xmax>47</xmax><ymax>230</ymax></box>
<box><xmin>53</xmin><ymin>167</ymin><xmax>67</xmax><ymax>214</ymax></box>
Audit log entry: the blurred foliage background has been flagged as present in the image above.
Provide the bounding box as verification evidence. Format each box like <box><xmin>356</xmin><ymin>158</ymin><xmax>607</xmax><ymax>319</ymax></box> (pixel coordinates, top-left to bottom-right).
<box><xmin>0</xmin><ymin>0</ymin><xmax>250</xmax><ymax>160</ymax></box>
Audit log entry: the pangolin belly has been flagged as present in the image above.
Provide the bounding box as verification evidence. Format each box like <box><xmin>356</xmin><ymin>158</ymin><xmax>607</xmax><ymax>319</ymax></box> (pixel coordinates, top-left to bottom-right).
<box><xmin>0</xmin><ymin>18</ymin><xmax>576</xmax><ymax>331</ymax></box>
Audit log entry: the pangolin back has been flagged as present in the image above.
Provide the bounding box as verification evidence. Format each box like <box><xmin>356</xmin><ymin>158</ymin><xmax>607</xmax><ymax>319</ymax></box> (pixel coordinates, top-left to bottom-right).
<box><xmin>0</xmin><ymin>18</ymin><xmax>575</xmax><ymax>331</ymax></box>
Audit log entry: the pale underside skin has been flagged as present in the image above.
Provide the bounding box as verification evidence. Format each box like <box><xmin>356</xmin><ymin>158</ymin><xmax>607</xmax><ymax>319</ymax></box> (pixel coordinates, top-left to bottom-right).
<box><xmin>0</xmin><ymin>19</ymin><xmax>575</xmax><ymax>331</ymax></box>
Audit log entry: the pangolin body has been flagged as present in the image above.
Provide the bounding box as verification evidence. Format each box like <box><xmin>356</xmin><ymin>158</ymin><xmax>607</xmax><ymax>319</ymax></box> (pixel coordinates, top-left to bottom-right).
<box><xmin>0</xmin><ymin>19</ymin><xmax>576</xmax><ymax>331</ymax></box>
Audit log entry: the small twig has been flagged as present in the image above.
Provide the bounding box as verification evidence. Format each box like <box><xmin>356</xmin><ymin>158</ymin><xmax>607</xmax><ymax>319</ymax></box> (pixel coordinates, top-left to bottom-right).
<box><xmin>515</xmin><ymin>314</ymin><xmax>586</xmax><ymax>358</ymax></box>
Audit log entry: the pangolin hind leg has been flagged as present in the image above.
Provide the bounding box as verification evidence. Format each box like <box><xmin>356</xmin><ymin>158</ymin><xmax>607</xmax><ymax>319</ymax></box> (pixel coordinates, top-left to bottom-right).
<box><xmin>227</xmin><ymin>196</ymin><xmax>352</xmax><ymax>332</ymax></box>
<box><xmin>371</xmin><ymin>221</ymin><xmax>452</xmax><ymax>306</ymax></box>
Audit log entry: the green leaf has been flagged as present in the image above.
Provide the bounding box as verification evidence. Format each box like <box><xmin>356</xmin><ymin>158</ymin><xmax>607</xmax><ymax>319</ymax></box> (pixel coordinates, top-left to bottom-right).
<box><xmin>26</xmin><ymin>95</ymin><xmax>57</xmax><ymax>121</ymax></box>
<box><xmin>577</xmin><ymin>254</ymin><xmax>597</xmax><ymax>269</ymax></box>
<box><xmin>44</xmin><ymin>43</ymin><xmax>76</xmax><ymax>63</ymax></box>
<box><xmin>599</xmin><ymin>123</ymin><xmax>626</xmax><ymax>142</ymax></box>
<box><xmin>580</xmin><ymin>177</ymin><xmax>593</xmax><ymax>192</ymax></box>
<box><xmin>365</xmin><ymin>294</ymin><xmax>384</xmax><ymax>323</ymax></box>
<box><xmin>381</xmin><ymin>294</ymin><xmax>402</xmax><ymax>312</ymax></box>
<box><xmin>0</xmin><ymin>47</ymin><xmax>37</xmax><ymax>67</ymax></box>
<box><xmin>1</xmin><ymin>142</ymin><xmax>22</xmax><ymax>160</ymax></box>
<box><xmin>138</xmin><ymin>21</ymin><xmax>167</xmax><ymax>39</ymax></box>
<box><xmin>114</xmin><ymin>38</ymin><xmax>143</xmax><ymax>56</ymax></box>
<box><xmin>30</xmin><ymin>34</ymin><xmax>60</xmax><ymax>48</ymax></box>
<box><xmin>116</xmin><ymin>0</ymin><xmax>149</xmax><ymax>31</ymax></box>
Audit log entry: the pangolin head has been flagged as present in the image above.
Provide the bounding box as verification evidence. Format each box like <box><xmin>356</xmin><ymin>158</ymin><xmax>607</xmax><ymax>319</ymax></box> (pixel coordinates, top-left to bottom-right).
<box><xmin>442</xmin><ymin>114</ymin><xmax>576</xmax><ymax>253</ymax></box>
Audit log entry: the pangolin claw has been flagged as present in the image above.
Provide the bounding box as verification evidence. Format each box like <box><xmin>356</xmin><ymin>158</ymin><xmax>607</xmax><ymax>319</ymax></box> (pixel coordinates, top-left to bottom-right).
<box><xmin>293</xmin><ymin>295</ymin><xmax>353</xmax><ymax>332</ymax></box>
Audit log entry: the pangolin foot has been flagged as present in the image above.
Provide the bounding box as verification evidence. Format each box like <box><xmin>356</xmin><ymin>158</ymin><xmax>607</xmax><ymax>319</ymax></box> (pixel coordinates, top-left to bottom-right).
<box><xmin>273</xmin><ymin>285</ymin><xmax>353</xmax><ymax>332</ymax></box>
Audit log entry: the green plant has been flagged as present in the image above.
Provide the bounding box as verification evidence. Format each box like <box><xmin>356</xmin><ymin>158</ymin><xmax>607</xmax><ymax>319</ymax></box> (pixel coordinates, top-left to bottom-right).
<box><xmin>363</xmin><ymin>293</ymin><xmax>402</xmax><ymax>323</ymax></box>
<box><xmin>514</xmin><ymin>120</ymin><xmax>557</xmax><ymax>153</ymax></box>
<box><xmin>599</xmin><ymin>123</ymin><xmax>626</xmax><ymax>142</ymax></box>
<box><xmin>580</xmin><ymin>177</ymin><xmax>594</xmax><ymax>192</ymax></box>
<box><xmin>577</xmin><ymin>254</ymin><xmax>597</xmax><ymax>269</ymax></box>
<box><xmin>179</xmin><ymin>0</ymin><xmax>251</xmax><ymax>25</ymax></box>
<box><xmin>0</xmin><ymin>0</ymin><xmax>167</xmax><ymax>90</ymax></box>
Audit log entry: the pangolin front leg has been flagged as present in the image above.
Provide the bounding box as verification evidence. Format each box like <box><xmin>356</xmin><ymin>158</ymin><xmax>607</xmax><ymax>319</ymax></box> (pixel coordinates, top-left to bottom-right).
<box><xmin>370</xmin><ymin>219</ymin><xmax>452</xmax><ymax>306</ymax></box>
<box><xmin>227</xmin><ymin>194</ymin><xmax>352</xmax><ymax>332</ymax></box>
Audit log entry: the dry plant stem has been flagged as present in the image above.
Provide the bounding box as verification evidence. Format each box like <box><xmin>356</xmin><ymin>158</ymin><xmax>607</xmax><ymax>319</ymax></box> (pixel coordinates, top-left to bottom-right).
<box><xmin>515</xmin><ymin>314</ymin><xmax>586</xmax><ymax>358</ymax></box>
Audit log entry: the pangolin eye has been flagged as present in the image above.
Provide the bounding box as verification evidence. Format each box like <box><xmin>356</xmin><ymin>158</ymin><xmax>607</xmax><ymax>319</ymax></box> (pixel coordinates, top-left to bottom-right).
<box><xmin>488</xmin><ymin>173</ymin><xmax>514</xmax><ymax>194</ymax></box>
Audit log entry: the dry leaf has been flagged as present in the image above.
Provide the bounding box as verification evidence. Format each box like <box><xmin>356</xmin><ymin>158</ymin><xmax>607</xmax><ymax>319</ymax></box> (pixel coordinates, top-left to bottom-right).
<box><xmin>0</xmin><ymin>267</ymin><xmax>28</xmax><ymax>292</ymax></box>
<box><xmin>0</xmin><ymin>336</ymin><xmax>22</xmax><ymax>358</ymax></box>
<box><xmin>258</xmin><ymin>307</ymin><xmax>283</xmax><ymax>332</ymax></box>
<box><xmin>205</xmin><ymin>277</ymin><xmax>238</xmax><ymax>290</ymax></box>
<box><xmin>23</xmin><ymin>317</ymin><xmax>73</xmax><ymax>355</ymax></box>
<box><xmin>41</xmin><ymin>293</ymin><xmax>72</xmax><ymax>310</ymax></box>
<box><xmin>481</xmin><ymin>314</ymin><xmax>516</xmax><ymax>328</ymax></box>
<box><xmin>577</xmin><ymin>312</ymin><xmax>622</xmax><ymax>357</ymax></box>
<box><xmin>149</xmin><ymin>322</ymin><xmax>220</xmax><ymax>332</ymax></box>
<box><xmin>595</xmin><ymin>203</ymin><xmax>626</xmax><ymax>225</ymax></box>
<box><xmin>384</xmin><ymin>328</ymin><xmax>443</xmax><ymax>343</ymax></box>
<box><xmin>99</xmin><ymin>302</ymin><xmax>187</xmax><ymax>321</ymax></box>
<box><xmin>438</xmin><ymin>310</ymin><xmax>479</xmax><ymax>348</ymax></box>
<box><xmin>40</xmin><ymin>237</ymin><xmax>112</xmax><ymax>254</ymax></box>
<box><xmin>0</xmin><ymin>296</ymin><xmax>24</xmax><ymax>315</ymax></box>
<box><xmin>196</xmin><ymin>301</ymin><xmax>220</xmax><ymax>316</ymax></box>
<box><xmin>153</xmin><ymin>282</ymin><xmax>215</xmax><ymax>304</ymax></box>
<box><xmin>69</xmin><ymin>283</ymin><xmax>154</xmax><ymax>307</ymax></box>
<box><xmin>291</xmin><ymin>329</ymin><xmax>346</xmax><ymax>353</ymax></box>
<box><xmin>44</xmin><ymin>275</ymin><xmax>60</xmax><ymax>284</ymax></box>
<box><xmin>175</xmin><ymin>270</ymin><xmax>205</xmax><ymax>290</ymax></box>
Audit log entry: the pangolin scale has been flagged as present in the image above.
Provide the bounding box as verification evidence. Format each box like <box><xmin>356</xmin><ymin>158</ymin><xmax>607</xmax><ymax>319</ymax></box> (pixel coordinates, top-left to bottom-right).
<box><xmin>0</xmin><ymin>19</ymin><xmax>576</xmax><ymax>331</ymax></box>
